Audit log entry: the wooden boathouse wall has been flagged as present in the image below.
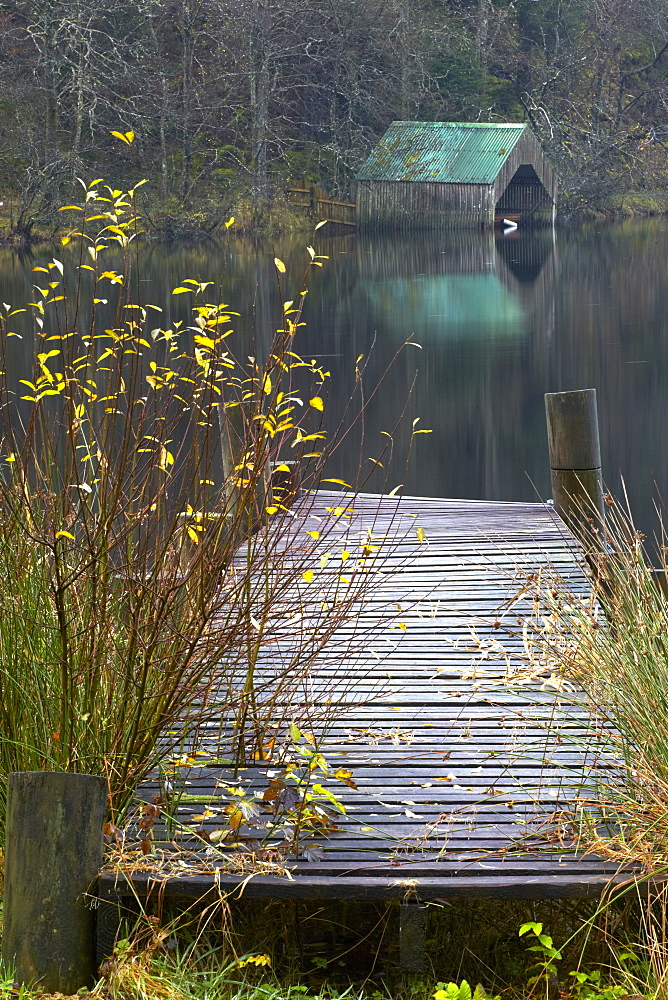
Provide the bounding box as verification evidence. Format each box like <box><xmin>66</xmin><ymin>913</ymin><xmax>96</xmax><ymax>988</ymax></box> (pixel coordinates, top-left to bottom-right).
<box><xmin>357</xmin><ymin>122</ymin><xmax>557</xmax><ymax>231</ymax></box>
<box><xmin>356</xmin><ymin>178</ymin><xmax>496</xmax><ymax>230</ymax></box>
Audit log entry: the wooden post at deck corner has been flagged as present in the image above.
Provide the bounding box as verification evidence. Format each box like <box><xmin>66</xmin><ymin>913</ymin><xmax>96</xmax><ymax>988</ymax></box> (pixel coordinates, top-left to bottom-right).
<box><xmin>2</xmin><ymin>771</ymin><xmax>107</xmax><ymax>994</ymax></box>
<box><xmin>400</xmin><ymin>899</ymin><xmax>426</xmax><ymax>974</ymax></box>
<box><xmin>544</xmin><ymin>389</ymin><xmax>605</xmax><ymax>550</ymax></box>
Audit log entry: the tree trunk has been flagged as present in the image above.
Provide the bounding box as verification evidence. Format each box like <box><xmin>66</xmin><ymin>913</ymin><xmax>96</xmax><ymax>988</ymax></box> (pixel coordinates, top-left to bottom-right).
<box><xmin>249</xmin><ymin>5</ymin><xmax>270</xmax><ymax>208</ymax></box>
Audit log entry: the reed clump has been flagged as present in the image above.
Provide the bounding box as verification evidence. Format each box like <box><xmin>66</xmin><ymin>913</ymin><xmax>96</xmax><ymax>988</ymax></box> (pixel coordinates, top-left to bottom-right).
<box><xmin>515</xmin><ymin>499</ymin><xmax>668</xmax><ymax>871</ymax></box>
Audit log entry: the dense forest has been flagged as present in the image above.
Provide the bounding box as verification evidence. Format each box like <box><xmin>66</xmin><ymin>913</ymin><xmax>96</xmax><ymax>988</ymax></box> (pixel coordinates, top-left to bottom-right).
<box><xmin>0</xmin><ymin>0</ymin><xmax>666</xmax><ymax>237</ymax></box>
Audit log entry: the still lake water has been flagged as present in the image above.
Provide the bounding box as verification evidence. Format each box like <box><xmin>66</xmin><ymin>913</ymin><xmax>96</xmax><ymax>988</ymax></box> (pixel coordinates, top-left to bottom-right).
<box><xmin>2</xmin><ymin>218</ymin><xmax>667</xmax><ymax>535</ymax></box>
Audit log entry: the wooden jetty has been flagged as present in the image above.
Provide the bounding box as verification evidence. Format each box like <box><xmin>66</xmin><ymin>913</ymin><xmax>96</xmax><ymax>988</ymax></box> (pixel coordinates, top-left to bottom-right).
<box><xmin>98</xmin><ymin>490</ymin><xmax>615</xmax><ymax>928</ymax></box>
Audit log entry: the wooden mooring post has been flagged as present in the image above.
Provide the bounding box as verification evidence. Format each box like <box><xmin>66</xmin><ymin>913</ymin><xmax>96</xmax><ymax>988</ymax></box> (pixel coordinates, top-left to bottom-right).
<box><xmin>2</xmin><ymin>772</ymin><xmax>106</xmax><ymax>993</ymax></box>
<box><xmin>400</xmin><ymin>899</ymin><xmax>426</xmax><ymax>974</ymax></box>
<box><xmin>544</xmin><ymin>389</ymin><xmax>605</xmax><ymax>550</ymax></box>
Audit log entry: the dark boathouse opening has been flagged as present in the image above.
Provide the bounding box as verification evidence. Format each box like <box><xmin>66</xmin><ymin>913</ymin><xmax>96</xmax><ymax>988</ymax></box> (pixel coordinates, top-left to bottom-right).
<box><xmin>495</xmin><ymin>164</ymin><xmax>554</xmax><ymax>226</ymax></box>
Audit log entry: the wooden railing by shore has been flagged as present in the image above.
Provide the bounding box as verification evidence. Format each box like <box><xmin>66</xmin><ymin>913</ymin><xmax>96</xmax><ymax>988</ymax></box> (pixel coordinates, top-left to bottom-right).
<box><xmin>287</xmin><ymin>181</ymin><xmax>357</xmax><ymax>228</ymax></box>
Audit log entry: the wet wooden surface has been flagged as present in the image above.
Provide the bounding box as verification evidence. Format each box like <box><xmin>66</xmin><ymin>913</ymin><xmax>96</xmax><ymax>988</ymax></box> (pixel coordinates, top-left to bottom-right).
<box><xmin>100</xmin><ymin>492</ymin><xmax>615</xmax><ymax>902</ymax></box>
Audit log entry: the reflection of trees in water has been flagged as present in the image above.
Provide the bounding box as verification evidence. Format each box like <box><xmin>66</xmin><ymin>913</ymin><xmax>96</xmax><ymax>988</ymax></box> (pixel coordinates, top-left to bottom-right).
<box><xmin>2</xmin><ymin>221</ymin><xmax>668</xmax><ymax>531</ymax></box>
<box><xmin>308</xmin><ymin>223</ymin><xmax>668</xmax><ymax>529</ymax></box>
<box><xmin>318</xmin><ymin>231</ymin><xmax>546</xmax><ymax>496</ymax></box>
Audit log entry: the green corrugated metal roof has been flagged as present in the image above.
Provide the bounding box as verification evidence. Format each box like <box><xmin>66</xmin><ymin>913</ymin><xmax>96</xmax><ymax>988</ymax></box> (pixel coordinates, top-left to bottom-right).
<box><xmin>357</xmin><ymin>122</ymin><xmax>528</xmax><ymax>184</ymax></box>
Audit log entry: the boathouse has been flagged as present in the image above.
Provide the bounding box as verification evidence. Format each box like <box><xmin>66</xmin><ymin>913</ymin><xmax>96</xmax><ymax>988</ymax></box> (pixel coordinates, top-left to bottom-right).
<box><xmin>356</xmin><ymin>121</ymin><xmax>557</xmax><ymax>230</ymax></box>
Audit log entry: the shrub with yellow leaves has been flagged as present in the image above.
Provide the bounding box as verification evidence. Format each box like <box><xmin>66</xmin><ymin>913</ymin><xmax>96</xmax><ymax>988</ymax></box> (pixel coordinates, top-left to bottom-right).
<box><xmin>0</xmin><ymin>177</ymin><xmax>403</xmax><ymax>835</ymax></box>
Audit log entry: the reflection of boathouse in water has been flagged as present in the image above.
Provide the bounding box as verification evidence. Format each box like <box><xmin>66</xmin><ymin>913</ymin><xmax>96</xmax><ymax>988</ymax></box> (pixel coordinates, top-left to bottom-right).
<box><xmin>357</xmin><ymin>122</ymin><xmax>557</xmax><ymax>230</ymax></box>
<box><xmin>356</xmin><ymin>230</ymin><xmax>556</xmax><ymax>340</ymax></box>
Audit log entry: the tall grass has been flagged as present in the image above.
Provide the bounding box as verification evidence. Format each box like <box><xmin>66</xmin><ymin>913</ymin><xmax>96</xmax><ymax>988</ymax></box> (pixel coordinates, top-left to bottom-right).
<box><xmin>458</xmin><ymin>491</ymin><xmax>668</xmax><ymax>998</ymax></box>
<box><xmin>0</xmin><ymin>178</ymin><xmax>401</xmax><ymax>833</ymax></box>
<box><xmin>500</xmin><ymin>488</ymin><xmax>668</xmax><ymax>896</ymax></box>
<box><xmin>514</xmin><ymin>497</ymin><xmax>668</xmax><ymax>868</ymax></box>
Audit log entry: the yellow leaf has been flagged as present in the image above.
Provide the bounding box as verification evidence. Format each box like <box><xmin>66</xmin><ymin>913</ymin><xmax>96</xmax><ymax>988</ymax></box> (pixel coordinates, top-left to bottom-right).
<box><xmin>322</xmin><ymin>478</ymin><xmax>351</xmax><ymax>487</ymax></box>
<box><xmin>172</xmin><ymin>286</ymin><xmax>192</xmax><ymax>295</ymax></box>
<box><xmin>225</xmin><ymin>216</ymin><xmax>235</xmax><ymax>228</ymax></box>
<box><xmin>110</xmin><ymin>129</ymin><xmax>135</xmax><ymax>144</ymax></box>
<box><xmin>236</xmin><ymin>955</ymin><xmax>271</xmax><ymax>969</ymax></box>
<box><xmin>158</xmin><ymin>447</ymin><xmax>174</xmax><ymax>472</ymax></box>
<box><xmin>301</xmin><ymin>570</ymin><xmax>314</xmax><ymax>583</ymax></box>
<box><xmin>194</xmin><ymin>335</ymin><xmax>215</xmax><ymax>349</ymax></box>
<box><xmin>416</xmin><ymin>527</ymin><xmax>426</xmax><ymax>543</ymax></box>
<box><xmin>274</xmin><ymin>257</ymin><xmax>286</xmax><ymax>273</ymax></box>
<box><xmin>294</xmin><ymin>432</ymin><xmax>326</xmax><ymax>444</ymax></box>
<box><xmin>306</xmin><ymin>530</ymin><xmax>320</xmax><ymax>539</ymax></box>
<box><xmin>309</xmin><ymin>396</ymin><xmax>324</xmax><ymax>411</ymax></box>
<box><xmin>58</xmin><ymin>206</ymin><xmax>83</xmax><ymax>212</ymax></box>
<box><xmin>55</xmin><ymin>530</ymin><xmax>75</xmax><ymax>540</ymax></box>
<box><xmin>314</xmin><ymin>220</ymin><xmax>327</xmax><ymax>230</ymax></box>
<box><xmin>334</xmin><ymin>768</ymin><xmax>358</xmax><ymax>789</ymax></box>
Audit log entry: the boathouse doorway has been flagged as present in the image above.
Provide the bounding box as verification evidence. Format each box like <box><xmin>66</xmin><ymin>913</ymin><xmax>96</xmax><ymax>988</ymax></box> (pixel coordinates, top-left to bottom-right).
<box><xmin>495</xmin><ymin>164</ymin><xmax>555</xmax><ymax>226</ymax></box>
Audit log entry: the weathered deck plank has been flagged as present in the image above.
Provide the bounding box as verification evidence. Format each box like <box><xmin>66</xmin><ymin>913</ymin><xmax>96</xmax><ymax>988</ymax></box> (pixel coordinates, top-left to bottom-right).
<box><xmin>100</xmin><ymin>492</ymin><xmax>612</xmax><ymax>905</ymax></box>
